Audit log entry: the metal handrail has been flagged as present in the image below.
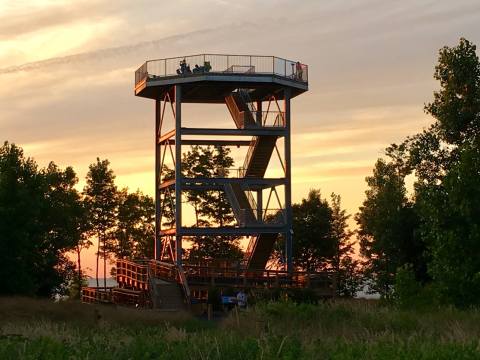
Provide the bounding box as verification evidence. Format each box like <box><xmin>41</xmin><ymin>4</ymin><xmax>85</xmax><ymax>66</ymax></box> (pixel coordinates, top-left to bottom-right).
<box><xmin>135</xmin><ymin>54</ymin><xmax>308</xmax><ymax>87</ymax></box>
<box><xmin>245</xmin><ymin>235</ymin><xmax>257</xmax><ymax>258</ymax></box>
<box><xmin>245</xmin><ymin>190</ymin><xmax>257</xmax><ymax>216</ymax></box>
<box><xmin>177</xmin><ymin>265</ymin><xmax>191</xmax><ymax>304</ymax></box>
<box><xmin>241</xmin><ymin>136</ymin><xmax>258</xmax><ymax>177</ymax></box>
<box><xmin>149</xmin><ymin>259</ymin><xmax>190</xmax><ymax>305</ymax></box>
<box><xmin>238</xmin><ymin>89</ymin><xmax>257</xmax><ymax>116</ymax></box>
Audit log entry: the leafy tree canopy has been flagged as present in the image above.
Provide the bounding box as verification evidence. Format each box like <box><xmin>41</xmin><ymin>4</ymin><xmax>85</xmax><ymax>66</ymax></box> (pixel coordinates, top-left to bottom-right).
<box><xmin>0</xmin><ymin>142</ymin><xmax>80</xmax><ymax>296</ymax></box>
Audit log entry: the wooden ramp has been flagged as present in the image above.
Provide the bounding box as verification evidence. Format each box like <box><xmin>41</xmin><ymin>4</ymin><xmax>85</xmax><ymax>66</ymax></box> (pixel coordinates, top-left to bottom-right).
<box><xmin>151</xmin><ymin>279</ymin><xmax>185</xmax><ymax>310</ymax></box>
<box><xmin>81</xmin><ymin>259</ymin><xmax>335</xmax><ymax>308</ymax></box>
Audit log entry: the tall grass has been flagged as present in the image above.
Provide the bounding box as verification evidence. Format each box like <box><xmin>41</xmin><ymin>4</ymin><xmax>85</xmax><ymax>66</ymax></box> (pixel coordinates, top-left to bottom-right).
<box><xmin>1</xmin><ymin>297</ymin><xmax>480</xmax><ymax>359</ymax></box>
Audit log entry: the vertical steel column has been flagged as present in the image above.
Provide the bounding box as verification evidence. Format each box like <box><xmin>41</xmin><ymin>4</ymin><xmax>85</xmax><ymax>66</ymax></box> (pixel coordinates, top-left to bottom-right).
<box><xmin>256</xmin><ymin>189</ymin><xmax>263</xmax><ymax>222</ymax></box>
<box><xmin>256</xmin><ymin>101</ymin><xmax>262</xmax><ymax>125</ymax></box>
<box><xmin>175</xmin><ymin>85</ymin><xmax>182</xmax><ymax>266</ymax></box>
<box><xmin>284</xmin><ymin>88</ymin><xmax>293</xmax><ymax>273</ymax></box>
<box><xmin>155</xmin><ymin>99</ymin><xmax>161</xmax><ymax>260</ymax></box>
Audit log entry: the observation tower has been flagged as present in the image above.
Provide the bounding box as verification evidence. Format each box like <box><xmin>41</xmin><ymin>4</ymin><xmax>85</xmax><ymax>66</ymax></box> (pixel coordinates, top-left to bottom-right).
<box><xmin>83</xmin><ymin>55</ymin><xmax>333</xmax><ymax>309</ymax></box>
<box><xmin>135</xmin><ymin>54</ymin><xmax>307</xmax><ymax>273</ymax></box>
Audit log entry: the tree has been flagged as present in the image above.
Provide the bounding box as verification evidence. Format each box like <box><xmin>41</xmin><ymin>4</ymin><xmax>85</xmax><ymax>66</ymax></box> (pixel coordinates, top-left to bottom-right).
<box><xmin>114</xmin><ymin>189</ymin><xmax>155</xmax><ymax>260</ymax></box>
<box><xmin>357</xmin><ymin>38</ymin><xmax>480</xmax><ymax>305</ymax></box>
<box><xmin>176</xmin><ymin>146</ymin><xmax>242</xmax><ymax>263</ymax></box>
<box><xmin>329</xmin><ymin>193</ymin><xmax>360</xmax><ymax>297</ymax></box>
<box><xmin>290</xmin><ymin>190</ymin><xmax>333</xmax><ymax>272</ymax></box>
<box><xmin>83</xmin><ymin>158</ymin><xmax>118</xmax><ymax>289</ymax></box>
<box><xmin>182</xmin><ymin>146</ymin><xmax>235</xmax><ymax>227</ymax></box>
<box><xmin>425</xmin><ymin>38</ymin><xmax>480</xmax><ymax>146</ymax></box>
<box><xmin>355</xmin><ymin>159</ymin><xmax>425</xmax><ymax>298</ymax></box>
<box><xmin>418</xmin><ymin>38</ymin><xmax>480</xmax><ymax>306</ymax></box>
<box><xmin>0</xmin><ymin>142</ymin><xmax>80</xmax><ymax>296</ymax></box>
<box><xmin>43</xmin><ymin>162</ymin><xmax>87</xmax><ymax>297</ymax></box>
<box><xmin>272</xmin><ymin>190</ymin><xmax>341</xmax><ymax>272</ymax></box>
<box><xmin>74</xmin><ymin>231</ymin><xmax>92</xmax><ymax>299</ymax></box>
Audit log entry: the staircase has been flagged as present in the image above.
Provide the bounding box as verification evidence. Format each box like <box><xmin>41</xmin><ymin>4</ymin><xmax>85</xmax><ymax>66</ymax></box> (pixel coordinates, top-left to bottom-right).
<box><xmin>243</xmin><ymin>136</ymin><xmax>278</xmax><ymax>178</ymax></box>
<box><xmin>151</xmin><ymin>279</ymin><xmax>185</xmax><ymax>310</ymax></box>
<box><xmin>148</xmin><ymin>260</ymin><xmax>190</xmax><ymax>310</ymax></box>
<box><xmin>225</xmin><ymin>92</ymin><xmax>257</xmax><ymax>129</ymax></box>
<box><xmin>245</xmin><ymin>233</ymin><xmax>279</xmax><ymax>270</ymax></box>
<box><xmin>224</xmin><ymin>183</ymin><xmax>257</xmax><ymax>226</ymax></box>
<box><xmin>224</xmin><ymin>89</ymin><xmax>283</xmax><ymax>270</ymax></box>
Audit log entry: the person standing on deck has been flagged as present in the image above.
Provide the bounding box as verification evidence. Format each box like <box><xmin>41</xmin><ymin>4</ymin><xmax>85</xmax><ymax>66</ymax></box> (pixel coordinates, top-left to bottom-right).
<box><xmin>236</xmin><ymin>289</ymin><xmax>247</xmax><ymax>309</ymax></box>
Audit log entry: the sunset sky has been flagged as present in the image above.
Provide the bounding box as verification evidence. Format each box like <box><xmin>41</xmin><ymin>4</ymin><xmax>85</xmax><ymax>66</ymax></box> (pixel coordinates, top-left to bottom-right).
<box><xmin>1</xmin><ymin>0</ymin><xmax>480</xmax><ymax>276</ymax></box>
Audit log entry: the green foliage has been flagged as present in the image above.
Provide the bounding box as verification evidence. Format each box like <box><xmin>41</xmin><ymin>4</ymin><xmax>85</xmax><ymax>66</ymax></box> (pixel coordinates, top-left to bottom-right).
<box><xmin>416</xmin><ymin>38</ymin><xmax>480</xmax><ymax>307</ymax></box>
<box><xmin>356</xmin><ymin>157</ymin><xmax>427</xmax><ymax>298</ymax></box>
<box><xmin>182</xmin><ymin>145</ymin><xmax>235</xmax><ymax>227</ymax></box>
<box><xmin>425</xmin><ymin>38</ymin><xmax>480</xmax><ymax>145</ymax></box>
<box><xmin>114</xmin><ymin>189</ymin><xmax>155</xmax><ymax>259</ymax></box>
<box><xmin>394</xmin><ymin>264</ymin><xmax>433</xmax><ymax>309</ymax></box>
<box><xmin>179</xmin><ymin>145</ymin><xmax>243</xmax><ymax>262</ymax></box>
<box><xmin>330</xmin><ymin>193</ymin><xmax>361</xmax><ymax>297</ymax></box>
<box><xmin>66</xmin><ymin>272</ymin><xmax>88</xmax><ymax>300</ymax></box>
<box><xmin>358</xmin><ymin>38</ymin><xmax>480</xmax><ymax>307</ymax></box>
<box><xmin>423</xmin><ymin>146</ymin><xmax>480</xmax><ymax>307</ymax></box>
<box><xmin>291</xmin><ymin>189</ymin><xmax>333</xmax><ymax>272</ymax></box>
<box><xmin>83</xmin><ymin>158</ymin><xmax>118</xmax><ymax>287</ymax></box>
<box><xmin>272</xmin><ymin>190</ymin><xmax>360</xmax><ymax>296</ymax></box>
<box><xmin>0</xmin><ymin>142</ymin><xmax>80</xmax><ymax>296</ymax></box>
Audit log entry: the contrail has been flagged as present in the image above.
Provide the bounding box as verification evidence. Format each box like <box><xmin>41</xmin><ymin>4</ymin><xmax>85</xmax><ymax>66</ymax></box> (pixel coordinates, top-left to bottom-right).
<box><xmin>0</xmin><ymin>27</ymin><xmax>216</xmax><ymax>75</ymax></box>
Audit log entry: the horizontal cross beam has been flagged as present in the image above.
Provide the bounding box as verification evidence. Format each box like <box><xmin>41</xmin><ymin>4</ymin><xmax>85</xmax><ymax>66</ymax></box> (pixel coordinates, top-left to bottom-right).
<box><xmin>181</xmin><ymin>127</ymin><xmax>285</xmax><ymax>136</ymax></box>
<box><xmin>159</xmin><ymin>177</ymin><xmax>285</xmax><ymax>190</ymax></box>
<box><xmin>160</xmin><ymin>226</ymin><xmax>286</xmax><ymax>236</ymax></box>
<box><xmin>167</xmin><ymin>139</ymin><xmax>252</xmax><ymax>146</ymax></box>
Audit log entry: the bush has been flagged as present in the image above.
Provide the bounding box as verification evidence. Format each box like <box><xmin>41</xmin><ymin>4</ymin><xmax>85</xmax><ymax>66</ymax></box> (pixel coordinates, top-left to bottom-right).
<box><xmin>394</xmin><ymin>264</ymin><xmax>436</xmax><ymax>309</ymax></box>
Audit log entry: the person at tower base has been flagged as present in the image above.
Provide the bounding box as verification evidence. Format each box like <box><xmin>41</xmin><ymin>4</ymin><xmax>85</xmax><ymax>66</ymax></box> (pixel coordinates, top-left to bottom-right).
<box><xmin>236</xmin><ymin>289</ymin><xmax>247</xmax><ymax>309</ymax></box>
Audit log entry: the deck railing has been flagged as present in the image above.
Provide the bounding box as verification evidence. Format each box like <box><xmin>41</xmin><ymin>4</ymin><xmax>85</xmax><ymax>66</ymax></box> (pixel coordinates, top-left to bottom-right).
<box><xmin>84</xmin><ymin>258</ymin><xmax>335</xmax><ymax>305</ymax></box>
<box><xmin>135</xmin><ymin>54</ymin><xmax>308</xmax><ymax>86</ymax></box>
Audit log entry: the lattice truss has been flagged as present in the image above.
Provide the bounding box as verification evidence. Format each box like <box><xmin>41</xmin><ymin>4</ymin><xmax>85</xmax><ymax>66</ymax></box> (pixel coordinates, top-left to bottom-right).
<box><xmin>153</xmin><ymin>83</ymin><xmax>293</xmax><ymax>271</ymax></box>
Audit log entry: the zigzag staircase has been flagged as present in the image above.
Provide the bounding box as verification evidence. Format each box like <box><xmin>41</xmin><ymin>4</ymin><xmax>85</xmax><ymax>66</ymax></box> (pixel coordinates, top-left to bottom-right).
<box><xmin>224</xmin><ymin>89</ymin><xmax>281</xmax><ymax>270</ymax></box>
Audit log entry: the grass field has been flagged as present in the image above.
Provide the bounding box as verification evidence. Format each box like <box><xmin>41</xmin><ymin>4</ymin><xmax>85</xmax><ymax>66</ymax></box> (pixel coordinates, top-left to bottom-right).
<box><xmin>1</xmin><ymin>298</ymin><xmax>480</xmax><ymax>359</ymax></box>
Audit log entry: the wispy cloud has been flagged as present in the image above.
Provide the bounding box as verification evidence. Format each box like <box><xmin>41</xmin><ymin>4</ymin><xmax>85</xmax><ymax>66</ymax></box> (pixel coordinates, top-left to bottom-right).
<box><xmin>0</xmin><ymin>1</ymin><xmax>120</xmax><ymax>40</ymax></box>
<box><xmin>0</xmin><ymin>27</ymin><xmax>217</xmax><ymax>75</ymax></box>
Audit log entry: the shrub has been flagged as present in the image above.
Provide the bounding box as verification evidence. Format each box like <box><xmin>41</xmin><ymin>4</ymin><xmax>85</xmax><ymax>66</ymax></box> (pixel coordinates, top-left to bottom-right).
<box><xmin>394</xmin><ymin>264</ymin><xmax>436</xmax><ymax>309</ymax></box>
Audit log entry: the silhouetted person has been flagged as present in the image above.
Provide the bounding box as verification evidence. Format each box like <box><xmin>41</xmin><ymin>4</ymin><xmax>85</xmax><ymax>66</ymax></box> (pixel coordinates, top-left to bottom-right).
<box><xmin>296</xmin><ymin>61</ymin><xmax>303</xmax><ymax>80</ymax></box>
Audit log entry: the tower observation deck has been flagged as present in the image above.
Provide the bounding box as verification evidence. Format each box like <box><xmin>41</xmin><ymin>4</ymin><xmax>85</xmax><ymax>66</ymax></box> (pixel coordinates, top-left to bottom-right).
<box><xmin>135</xmin><ymin>54</ymin><xmax>308</xmax><ymax>274</ymax></box>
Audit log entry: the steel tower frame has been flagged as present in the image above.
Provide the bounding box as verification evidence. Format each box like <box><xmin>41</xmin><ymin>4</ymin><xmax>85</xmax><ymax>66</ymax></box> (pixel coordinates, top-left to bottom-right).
<box><xmin>135</xmin><ymin>54</ymin><xmax>308</xmax><ymax>273</ymax></box>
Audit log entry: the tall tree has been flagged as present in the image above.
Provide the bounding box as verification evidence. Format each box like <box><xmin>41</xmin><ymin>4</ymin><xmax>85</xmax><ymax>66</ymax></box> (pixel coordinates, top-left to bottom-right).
<box><xmin>418</xmin><ymin>38</ymin><xmax>480</xmax><ymax>306</ymax></box>
<box><xmin>329</xmin><ymin>193</ymin><xmax>360</xmax><ymax>297</ymax></box>
<box><xmin>83</xmin><ymin>158</ymin><xmax>118</xmax><ymax>289</ymax></box>
<box><xmin>0</xmin><ymin>142</ymin><xmax>80</xmax><ymax>296</ymax></box>
<box><xmin>114</xmin><ymin>189</ymin><xmax>155</xmax><ymax>260</ymax></box>
<box><xmin>290</xmin><ymin>190</ymin><xmax>333</xmax><ymax>272</ymax></box>
<box><xmin>355</xmin><ymin>158</ymin><xmax>424</xmax><ymax>298</ymax></box>
<box><xmin>356</xmin><ymin>38</ymin><xmax>480</xmax><ymax>304</ymax></box>
<box><xmin>43</xmin><ymin>162</ymin><xmax>87</xmax><ymax>297</ymax></box>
